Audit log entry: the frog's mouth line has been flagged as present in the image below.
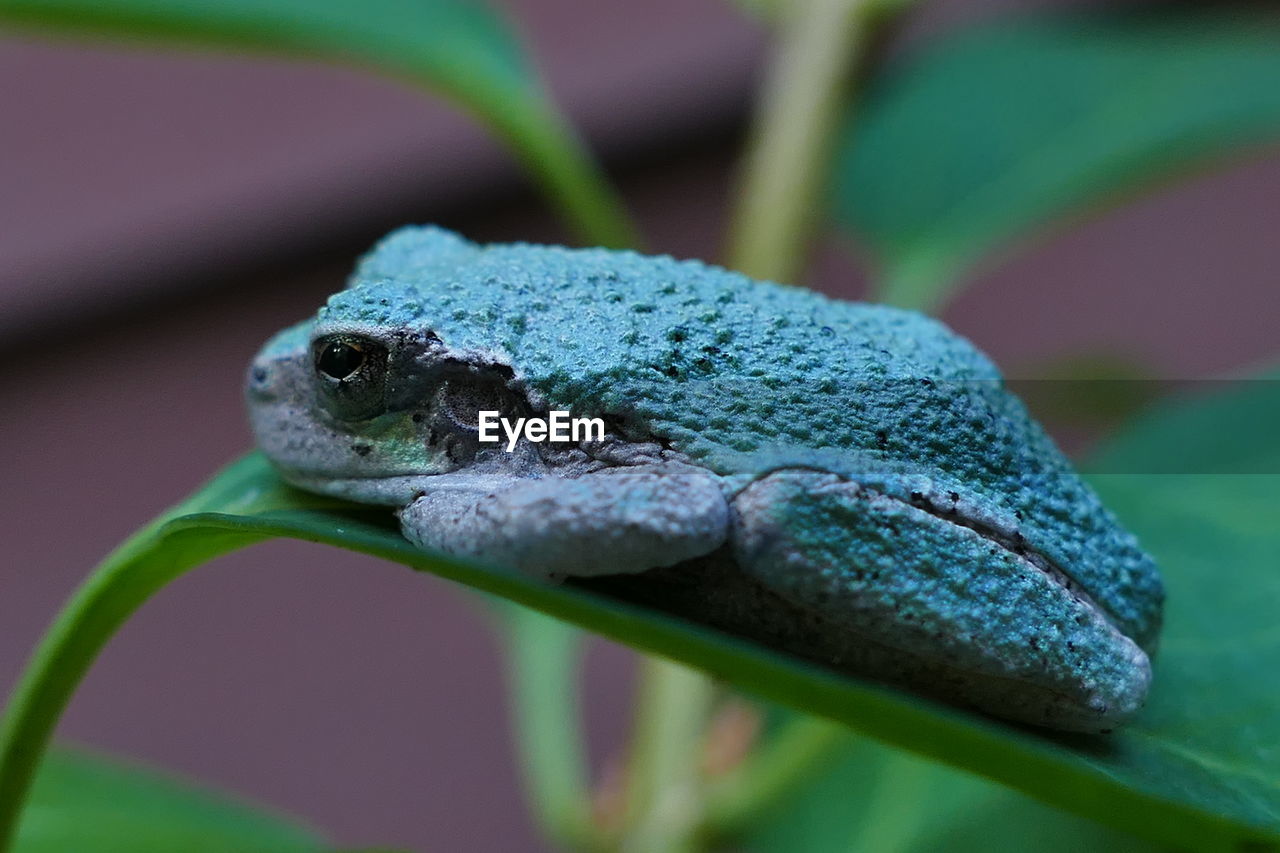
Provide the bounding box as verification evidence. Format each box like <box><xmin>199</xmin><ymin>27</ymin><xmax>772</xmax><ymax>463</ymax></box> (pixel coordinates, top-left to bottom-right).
<box><xmin>280</xmin><ymin>471</ymin><xmax>450</xmax><ymax>507</ymax></box>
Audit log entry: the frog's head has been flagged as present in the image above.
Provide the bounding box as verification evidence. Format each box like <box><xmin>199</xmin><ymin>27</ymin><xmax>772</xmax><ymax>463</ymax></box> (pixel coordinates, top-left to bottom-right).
<box><xmin>246</xmin><ymin>229</ymin><xmax>538</xmax><ymax>505</ymax></box>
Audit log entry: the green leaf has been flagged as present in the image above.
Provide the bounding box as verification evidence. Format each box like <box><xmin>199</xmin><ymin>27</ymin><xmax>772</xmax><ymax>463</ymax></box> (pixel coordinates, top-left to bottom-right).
<box><xmin>737</xmin><ymin>729</ymin><xmax>1164</xmax><ymax>852</ymax></box>
<box><xmin>0</xmin><ymin>0</ymin><xmax>637</xmax><ymax>248</ymax></box>
<box><xmin>833</xmin><ymin>12</ymin><xmax>1280</xmax><ymax>311</ymax></box>
<box><xmin>15</xmin><ymin>747</ymin><xmax>326</xmax><ymax>852</ymax></box>
<box><xmin>1088</xmin><ymin>368</ymin><xmax>1280</xmax><ymax>474</ymax></box>
<box><xmin>4</xmin><ymin>378</ymin><xmax>1280</xmax><ymax>852</ymax></box>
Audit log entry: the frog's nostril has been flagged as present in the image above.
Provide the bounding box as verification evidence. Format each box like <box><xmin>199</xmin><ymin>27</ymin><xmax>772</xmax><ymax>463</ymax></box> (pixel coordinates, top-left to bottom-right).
<box><xmin>248</xmin><ymin>363</ymin><xmax>275</xmax><ymax>398</ymax></box>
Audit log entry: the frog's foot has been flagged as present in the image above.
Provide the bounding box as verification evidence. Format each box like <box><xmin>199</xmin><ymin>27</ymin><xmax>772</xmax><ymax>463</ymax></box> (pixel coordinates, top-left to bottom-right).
<box><xmin>730</xmin><ymin>469</ymin><xmax>1150</xmax><ymax>733</ymax></box>
<box><xmin>397</xmin><ymin>464</ymin><xmax>729</xmax><ymax>580</ymax></box>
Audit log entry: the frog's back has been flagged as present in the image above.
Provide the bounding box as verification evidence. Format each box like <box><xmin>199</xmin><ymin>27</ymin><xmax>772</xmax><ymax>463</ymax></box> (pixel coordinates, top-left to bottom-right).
<box><xmin>331</xmin><ymin>226</ymin><xmax>996</xmax><ymax>462</ymax></box>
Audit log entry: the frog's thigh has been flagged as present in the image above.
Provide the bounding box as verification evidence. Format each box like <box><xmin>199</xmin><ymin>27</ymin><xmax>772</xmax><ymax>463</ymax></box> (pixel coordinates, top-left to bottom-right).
<box><xmin>399</xmin><ymin>466</ymin><xmax>729</xmax><ymax>579</ymax></box>
<box><xmin>729</xmin><ymin>469</ymin><xmax>1149</xmax><ymax>732</ymax></box>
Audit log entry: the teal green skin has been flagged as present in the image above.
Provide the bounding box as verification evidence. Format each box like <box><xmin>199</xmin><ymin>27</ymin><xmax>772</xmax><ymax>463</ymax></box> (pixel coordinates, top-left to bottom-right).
<box><xmin>249</xmin><ymin>226</ymin><xmax>1163</xmax><ymax>731</ymax></box>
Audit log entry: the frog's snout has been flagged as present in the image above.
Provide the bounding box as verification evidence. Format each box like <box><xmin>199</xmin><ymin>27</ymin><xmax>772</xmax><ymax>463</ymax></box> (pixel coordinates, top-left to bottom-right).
<box><xmin>246</xmin><ymin>320</ymin><xmax>313</xmax><ymax>405</ymax></box>
<box><xmin>246</xmin><ymin>350</ymin><xmax>296</xmax><ymax>404</ymax></box>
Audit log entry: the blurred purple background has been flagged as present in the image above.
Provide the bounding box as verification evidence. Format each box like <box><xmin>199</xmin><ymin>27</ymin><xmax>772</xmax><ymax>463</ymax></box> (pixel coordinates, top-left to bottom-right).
<box><xmin>2</xmin><ymin>0</ymin><xmax>1278</xmax><ymax>850</ymax></box>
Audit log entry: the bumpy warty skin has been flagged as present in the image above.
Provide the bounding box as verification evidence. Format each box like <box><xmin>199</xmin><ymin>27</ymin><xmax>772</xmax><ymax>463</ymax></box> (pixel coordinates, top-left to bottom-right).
<box><xmin>333</xmin><ymin>227</ymin><xmax>1163</xmax><ymax>644</ymax></box>
<box><xmin>253</xmin><ymin>225</ymin><xmax>1165</xmax><ymax>731</ymax></box>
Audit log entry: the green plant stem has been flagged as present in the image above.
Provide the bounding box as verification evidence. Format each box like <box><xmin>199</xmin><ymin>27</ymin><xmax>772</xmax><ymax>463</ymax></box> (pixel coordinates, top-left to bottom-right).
<box><xmin>501</xmin><ymin>102</ymin><xmax>642</xmax><ymax>251</ymax></box>
<box><xmin>502</xmin><ymin>607</ymin><xmax>602</xmax><ymax>852</ymax></box>
<box><xmin>0</xmin><ymin>517</ymin><xmax>264</xmax><ymax>853</ymax></box>
<box><xmin>617</xmin><ymin>658</ymin><xmax>717</xmax><ymax>853</ymax></box>
<box><xmin>703</xmin><ymin>715</ymin><xmax>846</xmax><ymax>835</ymax></box>
<box><xmin>725</xmin><ymin>0</ymin><xmax>880</xmax><ymax>282</ymax></box>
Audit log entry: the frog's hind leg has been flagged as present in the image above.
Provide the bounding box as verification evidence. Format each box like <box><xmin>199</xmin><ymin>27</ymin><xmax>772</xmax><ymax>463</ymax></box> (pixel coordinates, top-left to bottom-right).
<box><xmin>729</xmin><ymin>469</ymin><xmax>1150</xmax><ymax>732</ymax></box>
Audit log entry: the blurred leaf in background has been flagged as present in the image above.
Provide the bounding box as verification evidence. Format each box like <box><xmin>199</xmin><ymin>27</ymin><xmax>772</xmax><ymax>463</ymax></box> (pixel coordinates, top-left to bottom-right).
<box><xmin>15</xmin><ymin>748</ymin><xmax>327</xmax><ymax>853</ymax></box>
<box><xmin>833</xmin><ymin>11</ymin><xmax>1280</xmax><ymax>311</ymax></box>
<box><xmin>737</xmin><ymin>725</ymin><xmax>1163</xmax><ymax>853</ymax></box>
<box><xmin>0</xmin><ymin>0</ymin><xmax>637</xmax><ymax>247</ymax></box>
<box><xmin>1089</xmin><ymin>367</ymin><xmax>1280</xmax><ymax>474</ymax></box>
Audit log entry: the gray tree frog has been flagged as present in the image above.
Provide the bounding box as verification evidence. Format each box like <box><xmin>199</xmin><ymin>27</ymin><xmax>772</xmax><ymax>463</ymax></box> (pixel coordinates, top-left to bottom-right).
<box><xmin>246</xmin><ymin>226</ymin><xmax>1162</xmax><ymax>732</ymax></box>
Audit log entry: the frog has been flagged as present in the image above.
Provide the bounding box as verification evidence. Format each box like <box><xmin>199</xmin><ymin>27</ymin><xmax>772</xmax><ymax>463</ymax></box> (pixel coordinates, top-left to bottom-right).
<box><xmin>246</xmin><ymin>225</ymin><xmax>1163</xmax><ymax>733</ymax></box>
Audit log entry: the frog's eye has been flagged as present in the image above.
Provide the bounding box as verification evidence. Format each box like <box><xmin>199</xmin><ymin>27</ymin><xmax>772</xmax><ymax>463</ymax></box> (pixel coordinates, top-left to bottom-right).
<box><xmin>317</xmin><ymin>340</ymin><xmax>368</xmax><ymax>379</ymax></box>
<box><xmin>312</xmin><ymin>334</ymin><xmax>389</xmax><ymax>420</ymax></box>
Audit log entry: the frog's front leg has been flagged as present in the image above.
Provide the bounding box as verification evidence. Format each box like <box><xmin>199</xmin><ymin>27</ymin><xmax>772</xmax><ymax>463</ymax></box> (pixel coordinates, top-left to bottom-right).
<box><xmin>398</xmin><ymin>465</ymin><xmax>729</xmax><ymax>579</ymax></box>
<box><xmin>730</xmin><ymin>469</ymin><xmax>1150</xmax><ymax>732</ymax></box>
